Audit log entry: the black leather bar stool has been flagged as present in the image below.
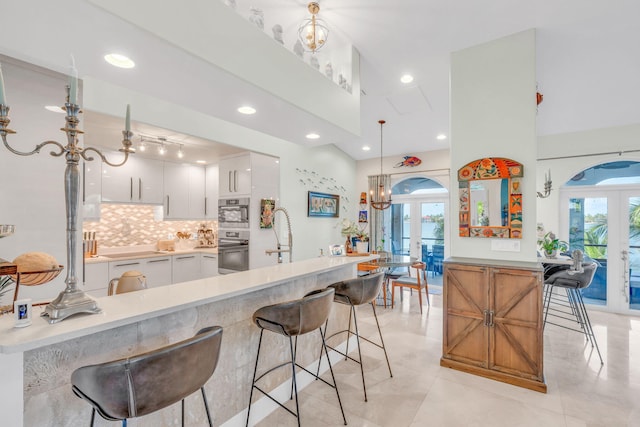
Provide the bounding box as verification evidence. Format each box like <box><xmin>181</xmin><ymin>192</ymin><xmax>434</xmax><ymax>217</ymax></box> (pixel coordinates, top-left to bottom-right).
<box><xmin>321</xmin><ymin>272</ymin><xmax>392</xmax><ymax>402</ymax></box>
<box><xmin>71</xmin><ymin>326</ymin><xmax>223</xmax><ymax>426</ymax></box>
<box><xmin>543</xmin><ymin>261</ymin><xmax>603</xmax><ymax>364</ymax></box>
<box><xmin>246</xmin><ymin>288</ymin><xmax>346</xmax><ymax>427</ymax></box>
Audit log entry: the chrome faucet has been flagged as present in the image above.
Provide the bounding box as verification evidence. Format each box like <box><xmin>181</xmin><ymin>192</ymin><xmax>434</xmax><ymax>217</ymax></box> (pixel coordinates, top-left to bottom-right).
<box><xmin>265</xmin><ymin>207</ymin><xmax>293</xmax><ymax>263</ymax></box>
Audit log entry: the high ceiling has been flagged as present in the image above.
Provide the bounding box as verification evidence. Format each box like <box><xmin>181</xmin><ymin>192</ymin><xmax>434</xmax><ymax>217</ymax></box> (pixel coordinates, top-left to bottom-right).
<box><xmin>1</xmin><ymin>0</ymin><xmax>638</xmax><ymax>162</ymax></box>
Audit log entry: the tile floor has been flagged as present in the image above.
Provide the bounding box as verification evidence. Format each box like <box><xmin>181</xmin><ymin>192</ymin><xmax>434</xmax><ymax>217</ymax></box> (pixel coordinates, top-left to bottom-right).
<box><xmin>257</xmin><ymin>283</ymin><xmax>640</xmax><ymax>427</ymax></box>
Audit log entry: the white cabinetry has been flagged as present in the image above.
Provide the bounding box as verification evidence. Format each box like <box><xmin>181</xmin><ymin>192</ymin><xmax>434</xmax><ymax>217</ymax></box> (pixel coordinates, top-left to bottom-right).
<box><xmin>82</xmin><ymin>159</ymin><xmax>102</xmax><ymax>221</ymax></box>
<box><xmin>172</xmin><ymin>253</ymin><xmax>201</xmax><ymax>283</ymax></box>
<box><xmin>102</xmin><ymin>152</ymin><xmax>164</xmax><ymax>204</ymax></box>
<box><xmin>201</xmin><ymin>253</ymin><xmax>219</xmax><ymax>278</ymax></box>
<box><xmin>205</xmin><ymin>165</ymin><xmax>219</xmax><ymax>219</ymax></box>
<box><xmin>109</xmin><ymin>255</ymin><xmax>172</xmax><ymax>288</ymax></box>
<box><xmin>164</xmin><ymin>163</ymin><xmax>206</xmax><ymax>219</ymax></box>
<box><xmin>83</xmin><ymin>262</ymin><xmax>109</xmax><ymax>298</ymax></box>
<box><xmin>219</xmin><ymin>154</ymin><xmax>251</xmax><ymax>197</ymax></box>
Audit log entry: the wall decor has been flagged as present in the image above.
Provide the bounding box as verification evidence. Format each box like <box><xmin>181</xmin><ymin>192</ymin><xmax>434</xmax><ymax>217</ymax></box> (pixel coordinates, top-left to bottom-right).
<box><xmin>394</xmin><ymin>155</ymin><xmax>422</xmax><ymax>168</ymax></box>
<box><xmin>308</xmin><ymin>191</ymin><xmax>340</xmax><ymax>217</ymax></box>
<box><xmin>260</xmin><ymin>199</ymin><xmax>276</xmax><ymax>229</ymax></box>
<box><xmin>458</xmin><ymin>157</ymin><xmax>523</xmax><ymax>239</ymax></box>
<box><xmin>358</xmin><ymin>210</ymin><xmax>368</xmax><ymax>223</ymax></box>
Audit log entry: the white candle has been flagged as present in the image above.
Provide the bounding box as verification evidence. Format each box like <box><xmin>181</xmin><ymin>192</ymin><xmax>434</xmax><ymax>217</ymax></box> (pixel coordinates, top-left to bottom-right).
<box><xmin>125</xmin><ymin>104</ymin><xmax>131</xmax><ymax>132</ymax></box>
<box><xmin>548</xmin><ymin>169</ymin><xmax>551</xmax><ymax>182</ymax></box>
<box><xmin>0</xmin><ymin>62</ymin><xmax>7</xmax><ymax>106</ymax></box>
<box><xmin>69</xmin><ymin>55</ymin><xmax>78</xmax><ymax>105</ymax></box>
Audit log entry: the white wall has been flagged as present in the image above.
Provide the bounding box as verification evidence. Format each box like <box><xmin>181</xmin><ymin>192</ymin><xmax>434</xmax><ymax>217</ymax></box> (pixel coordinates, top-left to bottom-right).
<box><xmin>83</xmin><ymin>78</ymin><xmax>357</xmax><ymax>262</ymax></box>
<box><xmin>0</xmin><ymin>59</ymin><xmax>78</xmax><ymax>304</ymax></box>
<box><xmin>450</xmin><ymin>29</ymin><xmax>538</xmax><ymax>262</ymax></box>
<box><xmin>537</xmin><ymin>123</ymin><xmax>640</xmax><ymax>238</ymax></box>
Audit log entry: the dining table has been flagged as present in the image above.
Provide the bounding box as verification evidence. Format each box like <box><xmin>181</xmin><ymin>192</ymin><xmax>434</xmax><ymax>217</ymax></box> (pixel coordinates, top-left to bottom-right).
<box><xmin>358</xmin><ymin>254</ymin><xmax>417</xmax><ymax>306</ymax></box>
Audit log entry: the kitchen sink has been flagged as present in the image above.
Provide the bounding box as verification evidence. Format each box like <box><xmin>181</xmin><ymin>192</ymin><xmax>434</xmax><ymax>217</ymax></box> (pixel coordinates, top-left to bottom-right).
<box><xmin>102</xmin><ymin>251</ymin><xmax>167</xmax><ymax>259</ymax></box>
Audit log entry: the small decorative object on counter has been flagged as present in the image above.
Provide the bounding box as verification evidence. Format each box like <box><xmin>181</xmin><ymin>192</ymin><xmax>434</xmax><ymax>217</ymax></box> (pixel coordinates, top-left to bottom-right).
<box><xmin>345</xmin><ymin>236</ymin><xmax>353</xmax><ymax>254</ymax></box>
<box><xmin>13</xmin><ymin>298</ymin><xmax>32</xmax><ymax>327</ymax></box>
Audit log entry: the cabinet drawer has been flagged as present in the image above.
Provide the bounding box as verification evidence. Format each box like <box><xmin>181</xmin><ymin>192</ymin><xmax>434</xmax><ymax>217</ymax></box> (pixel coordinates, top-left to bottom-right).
<box><xmin>172</xmin><ymin>253</ymin><xmax>201</xmax><ymax>283</ymax></box>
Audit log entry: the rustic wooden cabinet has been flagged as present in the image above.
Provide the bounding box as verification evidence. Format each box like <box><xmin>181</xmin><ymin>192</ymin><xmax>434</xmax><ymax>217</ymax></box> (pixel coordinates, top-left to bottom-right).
<box><xmin>441</xmin><ymin>258</ymin><xmax>546</xmax><ymax>393</ymax></box>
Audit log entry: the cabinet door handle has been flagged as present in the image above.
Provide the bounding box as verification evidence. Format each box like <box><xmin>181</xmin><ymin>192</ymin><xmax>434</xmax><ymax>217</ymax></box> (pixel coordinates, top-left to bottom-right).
<box><xmin>489</xmin><ymin>310</ymin><xmax>495</xmax><ymax>327</ymax></box>
<box><xmin>130</xmin><ymin>177</ymin><xmax>133</xmax><ymax>200</ymax></box>
<box><xmin>483</xmin><ymin>309</ymin><xmax>489</xmax><ymax>326</ymax></box>
<box><xmin>204</xmin><ymin>197</ymin><xmax>207</xmax><ymax>216</ymax></box>
<box><xmin>139</xmin><ymin>178</ymin><xmax>142</xmax><ymax>201</ymax></box>
<box><xmin>148</xmin><ymin>258</ymin><xmax>170</xmax><ymax>263</ymax></box>
<box><xmin>176</xmin><ymin>256</ymin><xmax>196</xmax><ymax>260</ymax></box>
<box><xmin>114</xmin><ymin>262</ymin><xmax>140</xmax><ymax>268</ymax></box>
<box><xmin>203</xmin><ymin>255</ymin><xmax>217</xmax><ymax>259</ymax></box>
<box><xmin>234</xmin><ymin>170</ymin><xmax>237</xmax><ymax>192</ymax></box>
<box><xmin>228</xmin><ymin>171</ymin><xmax>232</xmax><ymax>192</ymax></box>
<box><xmin>166</xmin><ymin>195</ymin><xmax>170</xmax><ymax>216</ymax></box>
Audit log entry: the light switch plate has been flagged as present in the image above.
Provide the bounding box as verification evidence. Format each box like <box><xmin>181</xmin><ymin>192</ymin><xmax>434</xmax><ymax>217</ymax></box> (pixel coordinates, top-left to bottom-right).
<box><xmin>491</xmin><ymin>239</ymin><xmax>521</xmax><ymax>252</ymax></box>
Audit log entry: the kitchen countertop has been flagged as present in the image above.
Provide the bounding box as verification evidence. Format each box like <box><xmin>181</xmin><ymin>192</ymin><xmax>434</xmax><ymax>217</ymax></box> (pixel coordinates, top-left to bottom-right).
<box><xmin>85</xmin><ymin>247</ymin><xmax>218</xmax><ymax>264</ymax></box>
<box><xmin>0</xmin><ymin>254</ymin><xmax>376</xmax><ymax>353</ymax></box>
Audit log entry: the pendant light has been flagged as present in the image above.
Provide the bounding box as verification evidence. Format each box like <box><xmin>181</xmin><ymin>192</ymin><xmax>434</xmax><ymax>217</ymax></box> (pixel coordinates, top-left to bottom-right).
<box><xmin>297</xmin><ymin>2</ymin><xmax>329</xmax><ymax>53</ymax></box>
<box><xmin>370</xmin><ymin>120</ymin><xmax>392</xmax><ymax>210</ymax></box>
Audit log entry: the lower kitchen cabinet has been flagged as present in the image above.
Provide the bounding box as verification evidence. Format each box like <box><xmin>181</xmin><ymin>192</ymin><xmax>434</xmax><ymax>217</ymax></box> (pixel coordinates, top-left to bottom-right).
<box><xmin>109</xmin><ymin>255</ymin><xmax>172</xmax><ymax>288</ymax></box>
<box><xmin>83</xmin><ymin>262</ymin><xmax>109</xmax><ymax>298</ymax></box>
<box><xmin>440</xmin><ymin>258</ymin><xmax>546</xmax><ymax>393</ymax></box>
<box><xmin>172</xmin><ymin>253</ymin><xmax>201</xmax><ymax>283</ymax></box>
<box><xmin>201</xmin><ymin>253</ymin><xmax>219</xmax><ymax>278</ymax></box>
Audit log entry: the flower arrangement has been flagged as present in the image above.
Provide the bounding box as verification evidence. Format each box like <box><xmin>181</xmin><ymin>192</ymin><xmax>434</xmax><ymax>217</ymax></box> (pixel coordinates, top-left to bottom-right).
<box><xmin>537</xmin><ymin>231</ymin><xmax>568</xmax><ymax>257</ymax></box>
<box><xmin>339</xmin><ymin>218</ymin><xmax>369</xmax><ymax>241</ymax></box>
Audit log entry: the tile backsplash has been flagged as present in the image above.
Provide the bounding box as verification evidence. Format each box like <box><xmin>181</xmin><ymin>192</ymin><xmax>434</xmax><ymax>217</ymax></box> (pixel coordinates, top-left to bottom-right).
<box><xmin>83</xmin><ymin>204</ymin><xmax>216</xmax><ymax>248</ymax></box>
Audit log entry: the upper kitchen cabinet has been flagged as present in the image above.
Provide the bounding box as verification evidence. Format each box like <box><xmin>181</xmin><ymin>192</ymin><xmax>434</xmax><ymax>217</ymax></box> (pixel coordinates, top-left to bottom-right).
<box><xmin>102</xmin><ymin>152</ymin><xmax>164</xmax><ymax>204</ymax></box>
<box><xmin>82</xmin><ymin>158</ymin><xmax>102</xmax><ymax>221</ymax></box>
<box><xmin>219</xmin><ymin>153</ymin><xmax>251</xmax><ymax>197</ymax></box>
<box><xmin>164</xmin><ymin>162</ymin><xmax>206</xmax><ymax>220</ymax></box>
<box><xmin>205</xmin><ymin>164</ymin><xmax>219</xmax><ymax>219</ymax></box>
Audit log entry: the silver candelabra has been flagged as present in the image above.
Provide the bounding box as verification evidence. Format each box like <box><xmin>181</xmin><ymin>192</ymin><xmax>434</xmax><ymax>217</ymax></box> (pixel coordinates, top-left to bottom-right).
<box><xmin>536</xmin><ymin>169</ymin><xmax>552</xmax><ymax>198</ymax></box>
<box><xmin>0</xmin><ymin>86</ymin><xmax>134</xmax><ymax>323</ymax></box>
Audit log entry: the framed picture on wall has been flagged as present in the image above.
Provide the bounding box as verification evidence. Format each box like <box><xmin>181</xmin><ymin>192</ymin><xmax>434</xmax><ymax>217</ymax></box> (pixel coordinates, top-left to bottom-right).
<box><xmin>308</xmin><ymin>191</ymin><xmax>340</xmax><ymax>218</ymax></box>
<box><xmin>358</xmin><ymin>210</ymin><xmax>368</xmax><ymax>223</ymax></box>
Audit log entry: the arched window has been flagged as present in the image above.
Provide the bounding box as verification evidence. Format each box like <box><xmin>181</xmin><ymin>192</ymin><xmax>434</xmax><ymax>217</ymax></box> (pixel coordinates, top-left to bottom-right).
<box><xmin>392</xmin><ymin>177</ymin><xmax>446</xmax><ymax>195</ymax></box>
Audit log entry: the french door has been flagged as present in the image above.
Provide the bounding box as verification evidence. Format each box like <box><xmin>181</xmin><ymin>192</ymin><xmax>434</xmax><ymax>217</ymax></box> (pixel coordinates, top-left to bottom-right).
<box><xmin>560</xmin><ymin>186</ymin><xmax>640</xmax><ymax>314</ymax></box>
<box><xmin>391</xmin><ymin>195</ymin><xmax>448</xmax><ymax>264</ymax></box>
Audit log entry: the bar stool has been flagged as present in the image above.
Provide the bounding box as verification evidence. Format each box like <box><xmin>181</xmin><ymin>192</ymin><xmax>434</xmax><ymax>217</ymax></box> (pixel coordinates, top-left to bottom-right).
<box><xmin>321</xmin><ymin>272</ymin><xmax>392</xmax><ymax>402</ymax></box>
<box><xmin>71</xmin><ymin>326</ymin><xmax>223</xmax><ymax>426</ymax></box>
<box><xmin>543</xmin><ymin>261</ymin><xmax>603</xmax><ymax>364</ymax></box>
<box><xmin>246</xmin><ymin>288</ymin><xmax>346</xmax><ymax>427</ymax></box>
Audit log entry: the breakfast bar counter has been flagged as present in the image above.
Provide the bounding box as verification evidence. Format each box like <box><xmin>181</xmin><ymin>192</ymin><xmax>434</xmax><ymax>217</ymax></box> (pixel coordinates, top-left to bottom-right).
<box><xmin>0</xmin><ymin>254</ymin><xmax>376</xmax><ymax>426</ymax></box>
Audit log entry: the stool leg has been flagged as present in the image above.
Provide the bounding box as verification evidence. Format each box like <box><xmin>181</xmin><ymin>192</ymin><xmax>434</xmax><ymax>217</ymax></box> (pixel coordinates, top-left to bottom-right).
<box><xmin>315</xmin><ymin>319</ymin><xmax>329</xmax><ymax>378</ymax></box>
<box><xmin>371</xmin><ymin>302</ymin><xmax>393</xmax><ymax>378</ymax></box>
<box><xmin>89</xmin><ymin>408</ymin><xmax>96</xmax><ymax>427</ymax></box>
<box><xmin>182</xmin><ymin>399</ymin><xmax>185</xmax><ymax>427</ymax></box>
<box><xmin>201</xmin><ymin>387</ymin><xmax>213</xmax><ymax>427</ymax></box>
<box><xmin>351</xmin><ymin>305</ymin><xmax>368</xmax><ymax>402</ymax></box>
<box><xmin>344</xmin><ymin>306</ymin><xmax>353</xmax><ymax>360</ymax></box>
<box><xmin>290</xmin><ymin>336</ymin><xmax>299</xmax><ymax>400</ymax></box>
<box><xmin>319</xmin><ymin>327</ymin><xmax>347</xmax><ymax>425</ymax></box>
<box><xmin>417</xmin><ymin>286</ymin><xmax>423</xmax><ymax>314</ymax></box>
<box><xmin>574</xmin><ymin>290</ymin><xmax>604</xmax><ymax>365</ymax></box>
<box><xmin>246</xmin><ymin>329</ymin><xmax>265</xmax><ymax>427</ymax></box>
<box><xmin>288</xmin><ymin>336</ymin><xmax>301</xmax><ymax>427</ymax></box>
<box><xmin>391</xmin><ymin>284</ymin><xmax>396</xmax><ymax>309</ymax></box>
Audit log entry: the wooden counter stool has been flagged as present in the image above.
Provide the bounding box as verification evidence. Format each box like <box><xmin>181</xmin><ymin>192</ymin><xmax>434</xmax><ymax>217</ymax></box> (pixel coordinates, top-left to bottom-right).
<box><xmin>71</xmin><ymin>326</ymin><xmax>223</xmax><ymax>426</ymax></box>
<box><xmin>391</xmin><ymin>261</ymin><xmax>429</xmax><ymax>314</ymax></box>
<box><xmin>321</xmin><ymin>272</ymin><xmax>393</xmax><ymax>402</ymax></box>
<box><xmin>246</xmin><ymin>288</ymin><xmax>346</xmax><ymax>427</ymax></box>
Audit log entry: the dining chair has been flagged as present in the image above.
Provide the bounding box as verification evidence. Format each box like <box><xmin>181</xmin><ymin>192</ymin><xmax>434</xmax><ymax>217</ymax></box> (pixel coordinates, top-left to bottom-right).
<box><xmin>391</xmin><ymin>262</ymin><xmax>429</xmax><ymax>314</ymax></box>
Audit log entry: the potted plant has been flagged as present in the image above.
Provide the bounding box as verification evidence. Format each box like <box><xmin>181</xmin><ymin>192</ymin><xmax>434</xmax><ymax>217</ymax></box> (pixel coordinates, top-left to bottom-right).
<box><xmin>537</xmin><ymin>231</ymin><xmax>568</xmax><ymax>258</ymax></box>
<box><xmin>355</xmin><ymin>230</ymin><xmax>369</xmax><ymax>253</ymax></box>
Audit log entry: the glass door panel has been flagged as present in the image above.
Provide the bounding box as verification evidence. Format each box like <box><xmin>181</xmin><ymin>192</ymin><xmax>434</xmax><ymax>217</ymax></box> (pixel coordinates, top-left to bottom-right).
<box><xmin>391</xmin><ymin>203</ymin><xmax>410</xmax><ymax>255</ymax></box>
<box><xmin>626</xmin><ymin>195</ymin><xmax>640</xmax><ymax>311</ymax></box>
<box><xmin>568</xmin><ymin>197</ymin><xmax>608</xmax><ymax>306</ymax></box>
<box><xmin>420</xmin><ymin>202</ymin><xmax>445</xmax><ymax>275</ymax></box>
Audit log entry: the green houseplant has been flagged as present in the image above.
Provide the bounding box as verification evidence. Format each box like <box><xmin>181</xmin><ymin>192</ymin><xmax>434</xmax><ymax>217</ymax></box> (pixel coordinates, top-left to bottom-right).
<box><xmin>537</xmin><ymin>232</ymin><xmax>568</xmax><ymax>258</ymax></box>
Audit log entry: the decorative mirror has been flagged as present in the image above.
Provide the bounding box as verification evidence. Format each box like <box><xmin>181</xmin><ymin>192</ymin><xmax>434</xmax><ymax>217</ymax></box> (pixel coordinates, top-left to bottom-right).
<box><xmin>458</xmin><ymin>157</ymin><xmax>523</xmax><ymax>238</ymax></box>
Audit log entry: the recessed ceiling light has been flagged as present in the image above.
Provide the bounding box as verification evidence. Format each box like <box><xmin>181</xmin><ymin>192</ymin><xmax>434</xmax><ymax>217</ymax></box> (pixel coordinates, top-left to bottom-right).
<box><xmin>44</xmin><ymin>105</ymin><xmax>65</xmax><ymax>113</ymax></box>
<box><xmin>436</xmin><ymin>134</ymin><xmax>447</xmax><ymax>140</ymax></box>
<box><xmin>104</xmin><ymin>53</ymin><xmax>135</xmax><ymax>69</ymax></box>
<box><xmin>237</xmin><ymin>106</ymin><xmax>256</xmax><ymax>115</ymax></box>
<box><xmin>196</xmin><ymin>160</ymin><xmax>207</xmax><ymax>164</ymax></box>
<box><xmin>306</xmin><ymin>133</ymin><xmax>320</xmax><ymax>140</ymax></box>
<box><xmin>362</xmin><ymin>146</ymin><xmax>371</xmax><ymax>151</ymax></box>
<box><xmin>400</xmin><ymin>74</ymin><xmax>414</xmax><ymax>84</ymax></box>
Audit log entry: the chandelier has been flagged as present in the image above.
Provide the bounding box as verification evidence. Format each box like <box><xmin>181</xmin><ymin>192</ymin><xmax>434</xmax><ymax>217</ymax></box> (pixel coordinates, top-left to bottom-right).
<box><xmin>298</xmin><ymin>2</ymin><xmax>329</xmax><ymax>53</ymax></box>
<box><xmin>370</xmin><ymin>120</ymin><xmax>392</xmax><ymax>210</ymax></box>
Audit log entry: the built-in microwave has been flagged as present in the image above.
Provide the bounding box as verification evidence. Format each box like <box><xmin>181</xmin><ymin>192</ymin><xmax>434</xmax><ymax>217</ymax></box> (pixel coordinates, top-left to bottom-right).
<box><xmin>218</xmin><ymin>198</ymin><xmax>250</xmax><ymax>229</ymax></box>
